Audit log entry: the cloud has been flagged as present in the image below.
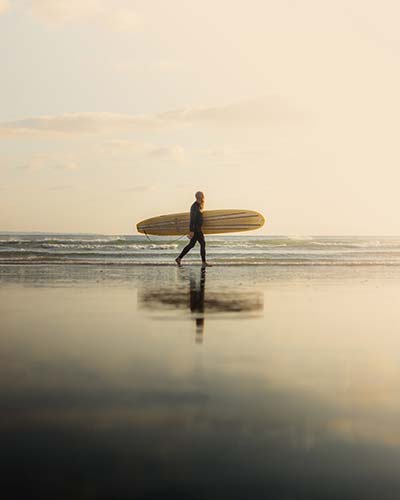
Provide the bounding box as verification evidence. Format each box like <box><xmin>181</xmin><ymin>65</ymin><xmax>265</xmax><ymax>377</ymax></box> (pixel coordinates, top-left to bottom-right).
<box><xmin>115</xmin><ymin>59</ymin><xmax>183</xmax><ymax>74</ymax></box>
<box><xmin>147</xmin><ymin>145</ymin><xmax>185</xmax><ymax>163</ymax></box>
<box><xmin>118</xmin><ymin>184</ymin><xmax>154</xmax><ymax>193</ymax></box>
<box><xmin>159</xmin><ymin>97</ymin><xmax>302</xmax><ymax>125</ymax></box>
<box><xmin>103</xmin><ymin>9</ymin><xmax>138</xmax><ymax>32</ymax></box>
<box><xmin>105</xmin><ymin>140</ymin><xmax>185</xmax><ymax>163</ymax></box>
<box><xmin>0</xmin><ymin>0</ymin><xmax>9</xmax><ymax>15</ymax></box>
<box><xmin>0</xmin><ymin>97</ymin><xmax>301</xmax><ymax>137</ymax></box>
<box><xmin>104</xmin><ymin>139</ymin><xmax>154</xmax><ymax>153</ymax></box>
<box><xmin>52</xmin><ymin>161</ymin><xmax>80</xmax><ymax>171</ymax></box>
<box><xmin>195</xmin><ymin>147</ymin><xmax>269</xmax><ymax>158</ymax></box>
<box><xmin>105</xmin><ymin>141</ymin><xmax>268</xmax><ymax>163</ymax></box>
<box><xmin>0</xmin><ymin>113</ymin><xmax>162</xmax><ymax>136</ymax></box>
<box><xmin>15</xmin><ymin>154</ymin><xmax>51</xmax><ymax>172</ymax></box>
<box><xmin>15</xmin><ymin>154</ymin><xmax>80</xmax><ymax>172</ymax></box>
<box><xmin>29</xmin><ymin>0</ymin><xmax>139</xmax><ymax>32</ymax></box>
<box><xmin>30</xmin><ymin>0</ymin><xmax>95</xmax><ymax>22</ymax></box>
<box><xmin>48</xmin><ymin>184</ymin><xmax>75</xmax><ymax>191</ymax></box>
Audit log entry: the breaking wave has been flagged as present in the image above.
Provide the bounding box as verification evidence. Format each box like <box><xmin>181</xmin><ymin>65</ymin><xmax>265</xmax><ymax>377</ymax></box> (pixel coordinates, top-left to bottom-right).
<box><xmin>1</xmin><ymin>233</ymin><xmax>400</xmax><ymax>266</ymax></box>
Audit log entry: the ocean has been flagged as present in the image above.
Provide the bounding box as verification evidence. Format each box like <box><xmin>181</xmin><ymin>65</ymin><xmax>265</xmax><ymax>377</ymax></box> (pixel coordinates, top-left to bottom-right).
<box><xmin>1</xmin><ymin>233</ymin><xmax>400</xmax><ymax>266</ymax></box>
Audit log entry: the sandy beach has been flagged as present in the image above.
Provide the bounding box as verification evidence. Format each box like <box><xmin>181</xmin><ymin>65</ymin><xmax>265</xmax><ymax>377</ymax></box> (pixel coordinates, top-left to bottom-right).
<box><xmin>2</xmin><ymin>263</ymin><xmax>400</xmax><ymax>499</ymax></box>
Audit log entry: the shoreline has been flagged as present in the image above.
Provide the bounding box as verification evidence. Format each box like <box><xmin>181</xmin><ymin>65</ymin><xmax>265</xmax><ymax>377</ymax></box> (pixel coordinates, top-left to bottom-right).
<box><xmin>2</xmin><ymin>262</ymin><xmax>400</xmax><ymax>287</ymax></box>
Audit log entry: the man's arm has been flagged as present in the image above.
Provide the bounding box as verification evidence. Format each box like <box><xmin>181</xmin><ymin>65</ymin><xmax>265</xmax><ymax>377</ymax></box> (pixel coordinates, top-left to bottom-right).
<box><xmin>189</xmin><ymin>204</ymin><xmax>198</xmax><ymax>232</ymax></box>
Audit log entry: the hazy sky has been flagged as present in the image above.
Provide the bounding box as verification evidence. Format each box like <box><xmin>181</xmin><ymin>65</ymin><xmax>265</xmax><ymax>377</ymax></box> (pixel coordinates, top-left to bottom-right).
<box><xmin>1</xmin><ymin>0</ymin><xmax>400</xmax><ymax>234</ymax></box>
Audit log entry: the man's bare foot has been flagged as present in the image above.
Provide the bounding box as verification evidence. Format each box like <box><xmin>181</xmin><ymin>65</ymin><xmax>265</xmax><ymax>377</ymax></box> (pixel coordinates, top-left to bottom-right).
<box><xmin>175</xmin><ymin>257</ymin><xmax>182</xmax><ymax>267</ymax></box>
<box><xmin>201</xmin><ymin>261</ymin><xmax>212</xmax><ymax>267</ymax></box>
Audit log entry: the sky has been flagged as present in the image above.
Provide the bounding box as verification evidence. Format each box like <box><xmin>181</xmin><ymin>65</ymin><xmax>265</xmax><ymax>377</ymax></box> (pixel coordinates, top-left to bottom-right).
<box><xmin>1</xmin><ymin>0</ymin><xmax>400</xmax><ymax>235</ymax></box>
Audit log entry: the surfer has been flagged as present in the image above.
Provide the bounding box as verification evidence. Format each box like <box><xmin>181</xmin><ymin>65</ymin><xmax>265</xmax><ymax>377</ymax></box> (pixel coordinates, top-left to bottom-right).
<box><xmin>175</xmin><ymin>191</ymin><xmax>212</xmax><ymax>267</ymax></box>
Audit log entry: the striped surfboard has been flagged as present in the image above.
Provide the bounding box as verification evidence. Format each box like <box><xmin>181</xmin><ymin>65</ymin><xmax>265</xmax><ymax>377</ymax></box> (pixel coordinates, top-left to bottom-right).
<box><xmin>136</xmin><ymin>209</ymin><xmax>265</xmax><ymax>236</ymax></box>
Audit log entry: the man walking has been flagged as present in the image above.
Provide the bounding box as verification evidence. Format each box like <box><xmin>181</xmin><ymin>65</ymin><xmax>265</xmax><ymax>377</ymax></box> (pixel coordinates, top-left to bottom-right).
<box><xmin>175</xmin><ymin>191</ymin><xmax>211</xmax><ymax>267</ymax></box>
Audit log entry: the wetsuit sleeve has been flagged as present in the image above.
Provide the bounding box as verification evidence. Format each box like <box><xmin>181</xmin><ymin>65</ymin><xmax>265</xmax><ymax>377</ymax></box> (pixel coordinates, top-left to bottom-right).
<box><xmin>189</xmin><ymin>204</ymin><xmax>201</xmax><ymax>231</ymax></box>
<box><xmin>189</xmin><ymin>204</ymin><xmax>197</xmax><ymax>231</ymax></box>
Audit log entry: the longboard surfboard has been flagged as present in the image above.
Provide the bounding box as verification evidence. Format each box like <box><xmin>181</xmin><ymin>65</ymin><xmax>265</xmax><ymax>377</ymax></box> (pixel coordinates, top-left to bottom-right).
<box><xmin>136</xmin><ymin>209</ymin><xmax>265</xmax><ymax>236</ymax></box>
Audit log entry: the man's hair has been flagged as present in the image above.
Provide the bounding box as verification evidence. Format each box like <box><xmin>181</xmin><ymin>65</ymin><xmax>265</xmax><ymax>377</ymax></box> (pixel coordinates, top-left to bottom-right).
<box><xmin>195</xmin><ymin>191</ymin><xmax>204</xmax><ymax>210</ymax></box>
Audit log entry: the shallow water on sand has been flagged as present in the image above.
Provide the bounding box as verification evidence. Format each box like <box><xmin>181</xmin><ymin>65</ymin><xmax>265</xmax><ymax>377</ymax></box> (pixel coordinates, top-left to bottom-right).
<box><xmin>2</xmin><ymin>265</ymin><xmax>400</xmax><ymax>499</ymax></box>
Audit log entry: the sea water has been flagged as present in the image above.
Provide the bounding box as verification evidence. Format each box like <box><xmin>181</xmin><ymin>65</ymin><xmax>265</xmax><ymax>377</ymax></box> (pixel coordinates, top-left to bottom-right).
<box><xmin>1</xmin><ymin>233</ymin><xmax>400</xmax><ymax>266</ymax></box>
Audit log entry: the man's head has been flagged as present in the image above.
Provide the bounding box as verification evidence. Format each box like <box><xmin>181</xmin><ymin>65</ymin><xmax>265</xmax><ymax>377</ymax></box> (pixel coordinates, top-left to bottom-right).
<box><xmin>195</xmin><ymin>191</ymin><xmax>204</xmax><ymax>204</ymax></box>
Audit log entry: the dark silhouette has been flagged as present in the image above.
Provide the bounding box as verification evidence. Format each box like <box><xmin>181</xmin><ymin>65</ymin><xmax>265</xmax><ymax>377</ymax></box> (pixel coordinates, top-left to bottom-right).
<box><xmin>137</xmin><ymin>267</ymin><xmax>263</xmax><ymax>342</ymax></box>
<box><xmin>190</xmin><ymin>266</ymin><xmax>206</xmax><ymax>342</ymax></box>
<box><xmin>175</xmin><ymin>191</ymin><xmax>211</xmax><ymax>267</ymax></box>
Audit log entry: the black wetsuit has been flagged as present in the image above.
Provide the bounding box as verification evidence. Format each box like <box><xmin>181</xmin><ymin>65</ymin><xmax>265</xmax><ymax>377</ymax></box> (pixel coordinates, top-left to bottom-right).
<box><xmin>178</xmin><ymin>202</ymin><xmax>206</xmax><ymax>262</ymax></box>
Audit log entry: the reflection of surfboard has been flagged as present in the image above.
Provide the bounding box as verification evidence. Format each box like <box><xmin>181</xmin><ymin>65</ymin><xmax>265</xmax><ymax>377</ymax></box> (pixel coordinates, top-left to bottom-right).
<box><xmin>136</xmin><ymin>209</ymin><xmax>265</xmax><ymax>236</ymax></box>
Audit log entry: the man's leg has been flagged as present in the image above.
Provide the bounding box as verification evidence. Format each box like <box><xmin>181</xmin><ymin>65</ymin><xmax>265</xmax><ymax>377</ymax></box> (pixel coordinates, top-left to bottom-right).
<box><xmin>198</xmin><ymin>231</ymin><xmax>206</xmax><ymax>263</ymax></box>
<box><xmin>177</xmin><ymin>233</ymin><xmax>198</xmax><ymax>261</ymax></box>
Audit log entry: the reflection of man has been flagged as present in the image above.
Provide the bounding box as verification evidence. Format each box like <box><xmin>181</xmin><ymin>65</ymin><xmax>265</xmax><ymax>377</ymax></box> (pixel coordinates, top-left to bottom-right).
<box><xmin>190</xmin><ymin>267</ymin><xmax>206</xmax><ymax>342</ymax></box>
<box><xmin>175</xmin><ymin>191</ymin><xmax>212</xmax><ymax>267</ymax></box>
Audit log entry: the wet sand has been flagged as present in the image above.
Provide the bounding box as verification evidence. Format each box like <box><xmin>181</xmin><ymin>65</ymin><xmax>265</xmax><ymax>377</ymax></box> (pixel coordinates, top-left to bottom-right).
<box><xmin>1</xmin><ymin>264</ymin><xmax>400</xmax><ymax>499</ymax></box>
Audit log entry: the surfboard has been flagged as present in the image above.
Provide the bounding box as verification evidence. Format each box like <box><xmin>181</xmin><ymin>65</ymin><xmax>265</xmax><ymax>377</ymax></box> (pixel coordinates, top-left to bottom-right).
<box><xmin>136</xmin><ymin>209</ymin><xmax>265</xmax><ymax>236</ymax></box>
